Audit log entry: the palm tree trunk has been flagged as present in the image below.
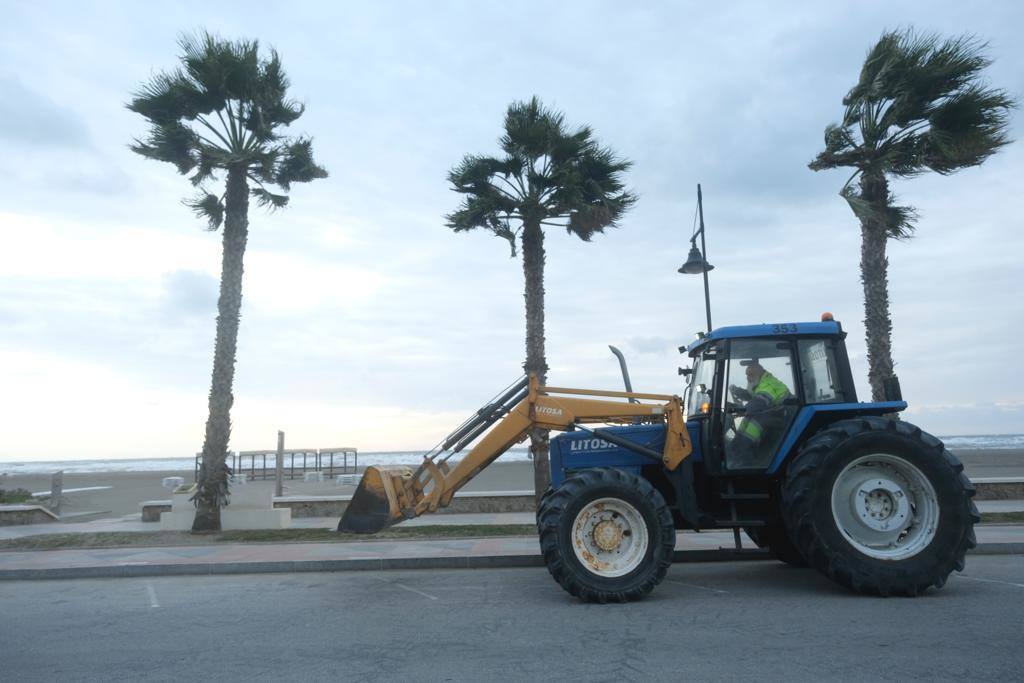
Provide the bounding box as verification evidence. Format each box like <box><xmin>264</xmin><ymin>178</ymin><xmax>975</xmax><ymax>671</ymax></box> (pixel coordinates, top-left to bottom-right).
<box><xmin>521</xmin><ymin>219</ymin><xmax>551</xmax><ymax>502</ymax></box>
<box><xmin>192</xmin><ymin>166</ymin><xmax>249</xmax><ymax>532</ymax></box>
<box><xmin>858</xmin><ymin>172</ymin><xmax>896</xmax><ymax>403</ymax></box>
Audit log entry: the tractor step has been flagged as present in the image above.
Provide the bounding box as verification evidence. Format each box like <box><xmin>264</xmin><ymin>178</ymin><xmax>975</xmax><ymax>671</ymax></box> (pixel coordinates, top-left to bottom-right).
<box><xmin>713</xmin><ymin>519</ymin><xmax>766</xmax><ymax>528</ymax></box>
<box><xmin>719</xmin><ymin>492</ymin><xmax>771</xmax><ymax>501</ymax></box>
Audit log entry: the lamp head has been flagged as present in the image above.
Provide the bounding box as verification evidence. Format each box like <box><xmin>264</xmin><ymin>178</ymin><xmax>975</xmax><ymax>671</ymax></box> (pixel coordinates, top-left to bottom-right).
<box><xmin>678</xmin><ymin>242</ymin><xmax>714</xmax><ymax>274</ymax></box>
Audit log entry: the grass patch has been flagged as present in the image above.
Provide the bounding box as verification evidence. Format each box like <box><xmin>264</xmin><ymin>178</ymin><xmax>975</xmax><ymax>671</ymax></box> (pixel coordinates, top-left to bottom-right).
<box><xmin>0</xmin><ymin>524</ymin><xmax>537</xmax><ymax>551</ymax></box>
<box><xmin>0</xmin><ymin>488</ymin><xmax>35</xmax><ymax>504</ymax></box>
<box><xmin>981</xmin><ymin>511</ymin><xmax>1024</xmax><ymax>524</ymax></box>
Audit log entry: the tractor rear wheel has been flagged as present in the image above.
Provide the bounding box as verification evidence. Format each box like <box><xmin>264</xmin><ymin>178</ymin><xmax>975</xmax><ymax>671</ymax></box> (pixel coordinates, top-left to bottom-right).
<box><xmin>782</xmin><ymin>417</ymin><xmax>979</xmax><ymax>596</ymax></box>
<box><xmin>536</xmin><ymin>468</ymin><xmax>675</xmax><ymax>602</ymax></box>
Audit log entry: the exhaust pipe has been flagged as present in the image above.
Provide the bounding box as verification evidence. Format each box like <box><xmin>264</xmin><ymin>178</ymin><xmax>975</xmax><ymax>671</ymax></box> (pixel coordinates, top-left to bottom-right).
<box><xmin>609</xmin><ymin>345</ymin><xmax>639</xmax><ymax>404</ymax></box>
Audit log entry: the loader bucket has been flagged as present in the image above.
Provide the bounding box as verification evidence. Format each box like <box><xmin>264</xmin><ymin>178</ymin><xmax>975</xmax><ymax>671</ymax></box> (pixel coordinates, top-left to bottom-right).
<box><xmin>338</xmin><ymin>466</ymin><xmax>407</xmax><ymax>534</ymax></box>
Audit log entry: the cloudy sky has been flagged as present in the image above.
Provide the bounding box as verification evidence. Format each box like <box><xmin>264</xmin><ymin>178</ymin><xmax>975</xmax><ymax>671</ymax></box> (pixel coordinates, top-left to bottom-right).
<box><xmin>1</xmin><ymin>1</ymin><xmax>1022</xmax><ymax>461</ymax></box>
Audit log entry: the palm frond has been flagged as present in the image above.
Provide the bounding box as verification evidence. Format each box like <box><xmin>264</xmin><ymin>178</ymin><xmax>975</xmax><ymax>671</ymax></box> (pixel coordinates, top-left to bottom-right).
<box><xmin>184</xmin><ymin>191</ymin><xmax>225</xmax><ymax>230</ymax></box>
<box><xmin>179</xmin><ymin>31</ymin><xmax>261</xmax><ymax>104</ymax></box>
<box><xmin>501</xmin><ymin>96</ymin><xmax>567</xmax><ymax>158</ymax></box>
<box><xmin>250</xmin><ymin>187</ymin><xmax>289</xmax><ymax>210</ymax></box>
<box><xmin>873</xmin><ymin>134</ymin><xmax>929</xmax><ymax>178</ymax></box>
<box><xmin>189</xmin><ymin>150</ymin><xmax>218</xmax><ymax>186</ymax></box>
<box><xmin>250</xmin><ymin>49</ymin><xmax>305</xmax><ymax>131</ymax></box>
<box><xmin>812</xmin><ymin>27</ymin><xmax>1013</xmax><ymax>236</ymax></box>
<box><xmin>246</xmin><ymin>149</ymin><xmax>280</xmax><ymax>185</ymax></box>
<box><xmin>489</xmin><ymin>217</ymin><xmax>518</xmax><ymax>257</ymax></box>
<box><xmin>447</xmin><ymin>155</ymin><xmax>519</xmax><ymax>197</ymax></box>
<box><xmin>548</xmin><ymin>142</ymin><xmax>636</xmax><ymax>239</ymax></box>
<box><xmin>821</xmin><ymin>28</ymin><xmax>1014</xmax><ymax>176</ymax></box>
<box><xmin>130</xmin><ymin>121</ymin><xmax>198</xmax><ymax>173</ymax></box>
<box><xmin>808</xmin><ymin>124</ymin><xmax>861</xmax><ymax>171</ymax></box>
<box><xmin>273</xmin><ymin>137</ymin><xmax>328</xmax><ymax>190</ymax></box>
<box><xmin>130</xmin><ymin>31</ymin><xmax>327</xmax><ymax>226</ymax></box>
<box><xmin>128</xmin><ymin>71</ymin><xmax>191</xmax><ymax>124</ymax></box>
<box><xmin>922</xmin><ymin>84</ymin><xmax>1015</xmax><ymax>172</ymax></box>
<box><xmin>840</xmin><ymin>186</ymin><xmax>917</xmax><ymax>239</ymax></box>
<box><xmin>445</xmin><ymin>193</ymin><xmax>516</xmax><ymax>232</ymax></box>
<box><xmin>446</xmin><ymin>97</ymin><xmax>635</xmax><ymax>247</ymax></box>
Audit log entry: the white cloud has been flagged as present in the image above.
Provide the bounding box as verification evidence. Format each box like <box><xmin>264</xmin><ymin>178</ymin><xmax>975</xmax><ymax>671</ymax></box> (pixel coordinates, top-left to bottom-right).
<box><xmin>0</xmin><ymin>213</ymin><xmax>219</xmax><ymax>282</ymax></box>
<box><xmin>242</xmin><ymin>249</ymin><xmax>392</xmax><ymax>315</ymax></box>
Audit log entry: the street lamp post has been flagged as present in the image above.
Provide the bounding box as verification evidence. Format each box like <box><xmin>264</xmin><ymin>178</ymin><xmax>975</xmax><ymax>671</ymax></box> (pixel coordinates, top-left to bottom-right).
<box><xmin>678</xmin><ymin>184</ymin><xmax>714</xmax><ymax>333</ymax></box>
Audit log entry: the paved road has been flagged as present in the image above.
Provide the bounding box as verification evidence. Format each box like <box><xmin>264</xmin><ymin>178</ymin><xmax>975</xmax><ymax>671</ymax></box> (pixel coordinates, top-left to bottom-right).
<box><xmin>1</xmin><ymin>556</ymin><xmax>1022</xmax><ymax>681</ymax></box>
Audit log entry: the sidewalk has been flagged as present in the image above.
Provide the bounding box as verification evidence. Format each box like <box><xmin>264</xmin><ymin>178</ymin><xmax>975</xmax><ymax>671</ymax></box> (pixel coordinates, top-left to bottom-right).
<box><xmin>0</xmin><ymin>511</ymin><xmax>540</xmax><ymax>541</ymax></box>
<box><xmin>0</xmin><ymin>513</ymin><xmax>1021</xmax><ymax>581</ymax></box>
<box><xmin>3</xmin><ymin>498</ymin><xmax>1019</xmax><ymax>541</ymax></box>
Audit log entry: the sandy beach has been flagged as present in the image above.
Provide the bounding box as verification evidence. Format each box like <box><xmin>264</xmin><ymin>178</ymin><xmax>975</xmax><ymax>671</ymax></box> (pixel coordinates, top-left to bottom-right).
<box><xmin>2</xmin><ymin>450</ymin><xmax>1021</xmax><ymax>521</ymax></box>
<box><xmin>0</xmin><ymin>461</ymin><xmax>536</xmax><ymax>520</ymax></box>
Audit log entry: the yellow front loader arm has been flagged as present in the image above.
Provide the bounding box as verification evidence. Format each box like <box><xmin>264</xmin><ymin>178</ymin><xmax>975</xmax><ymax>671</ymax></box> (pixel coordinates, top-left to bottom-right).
<box><xmin>338</xmin><ymin>374</ymin><xmax>691</xmax><ymax>533</ymax></box>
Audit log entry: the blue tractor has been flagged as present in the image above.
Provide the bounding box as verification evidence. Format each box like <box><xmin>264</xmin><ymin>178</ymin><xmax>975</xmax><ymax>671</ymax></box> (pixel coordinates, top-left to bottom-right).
<box><xmin>537</xmin><ymin>316</ymin><xmax>979</xmax><ymax>601</ymax></box>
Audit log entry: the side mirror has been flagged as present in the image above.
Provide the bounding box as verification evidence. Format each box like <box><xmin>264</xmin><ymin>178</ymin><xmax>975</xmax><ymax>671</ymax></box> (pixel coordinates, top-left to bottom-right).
<box><xmin>678</xmin><ymin>367</ymin><xmax>693</xmax><ymax>377</ymax></box>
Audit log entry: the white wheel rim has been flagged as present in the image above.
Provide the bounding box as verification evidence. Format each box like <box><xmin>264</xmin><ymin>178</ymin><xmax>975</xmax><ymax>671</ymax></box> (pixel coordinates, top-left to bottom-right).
<box><xmin>571</xmin><ymin>497</ymin><xmax>649</xmax><ymax>578</ymax></box>
<box><xmin>830</xmin><ymin>454</ymin><xmax>940</xmax><ymax>560</ymax></box>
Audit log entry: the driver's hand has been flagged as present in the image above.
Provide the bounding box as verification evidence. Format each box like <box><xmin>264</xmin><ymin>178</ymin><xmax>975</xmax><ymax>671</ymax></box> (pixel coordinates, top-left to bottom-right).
<box><xmin>730</xmin><ymin>384</ymin><xmax>752</xmax><ymax>402</ymax></box>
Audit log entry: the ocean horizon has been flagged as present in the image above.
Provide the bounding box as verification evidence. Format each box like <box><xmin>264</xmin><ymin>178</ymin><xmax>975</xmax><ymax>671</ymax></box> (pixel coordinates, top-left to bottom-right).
<box><xmin>2</xmin><ymin>434</ymin><xmax>1022</xmax><ymax>476</ymax></box>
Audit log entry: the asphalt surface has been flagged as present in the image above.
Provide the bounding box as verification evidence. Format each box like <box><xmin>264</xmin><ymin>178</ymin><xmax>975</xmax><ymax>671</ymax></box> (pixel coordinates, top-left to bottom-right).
<box><xmin>1</xmin><ymin>556</ymin><xmax>1021</xmax><ymax>681</ymax></box>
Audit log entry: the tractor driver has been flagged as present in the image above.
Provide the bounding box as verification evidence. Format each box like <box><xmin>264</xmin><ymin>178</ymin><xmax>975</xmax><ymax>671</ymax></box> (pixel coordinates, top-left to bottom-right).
<box><xmin>727</xmin><ymin>361</ymin><xmax>792</xmax><ymax>468</ymax></box>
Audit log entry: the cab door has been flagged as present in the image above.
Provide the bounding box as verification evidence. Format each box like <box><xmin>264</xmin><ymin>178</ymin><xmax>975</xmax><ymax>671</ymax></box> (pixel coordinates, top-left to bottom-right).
<box><xmin>719</xmin><ymin>338</ymin><xmax>801</xmax><ymax>472</ymax></box>
<box><xmin>684</xmin><ymin>343</ymin><xmax>724</xmax><ymax>474</ymax></box>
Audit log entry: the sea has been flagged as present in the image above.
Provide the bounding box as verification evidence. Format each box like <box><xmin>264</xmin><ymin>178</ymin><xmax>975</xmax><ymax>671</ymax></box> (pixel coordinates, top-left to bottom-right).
<box><xmin>1</xmin><ymin>435</ymin><xmax>1022</xmax><ymax>476</ymax></box>
<box><xmin>0</xmin><ymin>448</ymin><xmax>533</xmax><ymax>475</ymax></box>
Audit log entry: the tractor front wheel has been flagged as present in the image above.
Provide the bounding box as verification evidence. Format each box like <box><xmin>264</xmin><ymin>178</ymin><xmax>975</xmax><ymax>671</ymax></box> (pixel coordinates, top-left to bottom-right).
<box><xmin>537</xmin><ymin>468</ymin><xmax>675</xmax><ymax>602</ymax></box>
<box><xmin>782</xmin><ymin>417</ymin><xmax>979</xmax><ymax>596</ymax></box>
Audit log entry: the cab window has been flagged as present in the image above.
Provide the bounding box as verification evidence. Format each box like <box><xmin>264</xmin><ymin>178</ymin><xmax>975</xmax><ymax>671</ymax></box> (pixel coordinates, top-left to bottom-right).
<box><xmin>685</xmin><ymin>350</ymin><xmax>717</xmax><ymax>418</ymax></box>
<box><xmin>798</xmin><ymin>339</ymin><xmax>847</xmax><ymax>404</ymax></box>
<box><xmin>721</xmin><ymin>339</ymin><xmax>799</xmax><ymax>470</ymax></box>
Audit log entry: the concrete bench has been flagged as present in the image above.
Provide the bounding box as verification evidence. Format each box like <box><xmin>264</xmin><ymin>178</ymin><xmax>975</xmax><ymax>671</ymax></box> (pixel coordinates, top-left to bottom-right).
<box><xmin>972</xmin><ymin>478</ymin><xmax>1024</xmax><ymax>501</ymax></box>
<box><xmin>0</xmin><ymin>505</ymin><xmax>59</xmax><ymax>526</ymax></box>
<box><xmin>141</xmin><ymin>500</ymin><xmax>172</xmax><ymax>523</ymax></box>
<box><xmin>157</xmin><ymin>483</ymin><xmax>290</xmax><ymax>530</ymax></box>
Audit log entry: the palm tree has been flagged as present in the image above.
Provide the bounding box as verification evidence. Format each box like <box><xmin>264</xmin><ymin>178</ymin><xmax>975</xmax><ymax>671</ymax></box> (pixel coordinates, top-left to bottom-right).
<box><xmin>446</xmin><ymin>97</ymin><xmax>637</xmax><ymax>498</ymax></box>
<box><xmin>128</xmin><ymin>32</ymin><xmax>327</xmax><ymax>531</ymax></box>
<box><xmin>810</xmin><ymin>29</ymin><xmax>1013</xmax><ymax>402</ymax></box>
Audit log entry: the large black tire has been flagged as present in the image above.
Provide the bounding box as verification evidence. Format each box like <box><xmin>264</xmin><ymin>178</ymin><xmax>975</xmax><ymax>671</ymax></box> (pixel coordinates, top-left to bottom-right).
<box><xmin>536</xmin><ymin>468</ymin><xmax>675</xmax><ymax>603</ymax></box>
<box><xmin>535</xmin><ymin>486</ymin><xmax>555</xmax><ymax>528</ymax></box>
<box><xmin>744</xmin><ymin>526</ymin><xmax>808</xmax><ymax>567</ymax></box>
<box><xmin>782</xmin><ymin>417</ymin><xmax>979</xmax><ymax>596</ymax></box>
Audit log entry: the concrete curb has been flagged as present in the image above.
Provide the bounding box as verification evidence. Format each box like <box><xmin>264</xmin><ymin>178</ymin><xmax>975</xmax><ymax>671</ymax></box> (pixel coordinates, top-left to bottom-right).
<box><xmin>0</xmin><ymin>555</ymin><xmax>545</xmax><ymax>581</ymax></box>
<box><xmin>966</xmin><ymin>543</ymin><xmax>1024</xmax><ymax>555</ymax></box>
<box><xmin>0</xmin><ymin>543</ymin><xmax>1018</xmax><ymax>581</ymax></box>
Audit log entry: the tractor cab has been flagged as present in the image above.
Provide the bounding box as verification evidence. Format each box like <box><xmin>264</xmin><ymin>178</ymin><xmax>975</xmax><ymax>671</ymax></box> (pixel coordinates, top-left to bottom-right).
<box><xmin>684</xmin><ymin>319</ymin><xmax>859</xmax><ymax>475</ymax></box>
